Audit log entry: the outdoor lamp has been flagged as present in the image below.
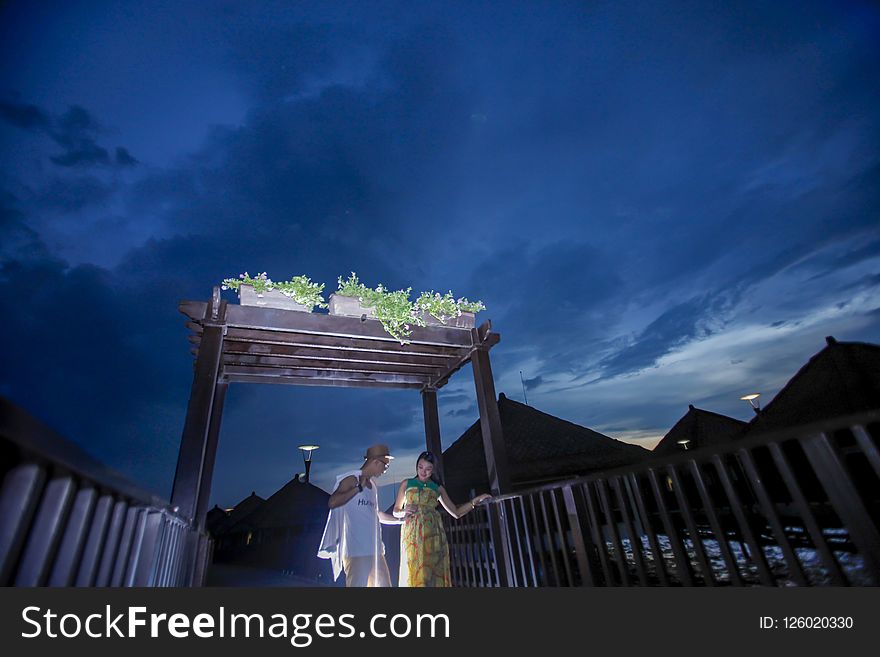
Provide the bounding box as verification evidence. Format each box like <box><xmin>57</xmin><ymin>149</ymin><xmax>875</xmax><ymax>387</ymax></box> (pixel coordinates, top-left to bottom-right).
<box><xmin>740</xmin><ymin>393</ymin><xmax>761</xmax><ymax>414</ymax></box>
<box><xmin>298</xmin><ymin>444</ymin><xmax>320</xmax><ymax>483</ymax></box>
<box><xmin>677</xmin><ymin>439</ymin><xmax>691</xmax><ymax>451</ymax></box>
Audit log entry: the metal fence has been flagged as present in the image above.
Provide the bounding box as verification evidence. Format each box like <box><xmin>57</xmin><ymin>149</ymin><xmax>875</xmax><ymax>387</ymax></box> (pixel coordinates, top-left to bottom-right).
<box><xmin>0</xmin><ymin>396</ymin><xmax>210</xmax><ymax>586</ymax></box>
<box><xmin>446</xmin><ymin>412</ymin><xmax>880</xmax><ymax>586</ymax></box>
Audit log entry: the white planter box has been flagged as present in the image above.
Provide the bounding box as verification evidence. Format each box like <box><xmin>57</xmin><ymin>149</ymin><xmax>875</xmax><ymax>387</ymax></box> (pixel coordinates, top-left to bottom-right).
<box><xmin>419</xmin><ymin>311</ymin><xmax>476</xmax><ymax>329</ymax></box>
<box><xmin>328</xmin><ymin>294</ymin><xmax>377</xmax><ymax>318</ymax></box>
<box><xmin>239</xmin><ymin>285</ymin><xmax>310</xmax><ymax>312</ymax></box>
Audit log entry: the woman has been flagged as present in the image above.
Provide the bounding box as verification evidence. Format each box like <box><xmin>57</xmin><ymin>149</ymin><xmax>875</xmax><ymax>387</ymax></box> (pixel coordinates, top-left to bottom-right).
<box><xmin>393</xmin><ymin>451</ymin><xmax>491</xmax><ymax>587</ymax></box>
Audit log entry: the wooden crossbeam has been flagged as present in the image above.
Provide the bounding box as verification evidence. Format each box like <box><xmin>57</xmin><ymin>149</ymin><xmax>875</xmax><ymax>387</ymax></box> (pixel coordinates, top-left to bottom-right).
<box><xmin>429</xmin><ymin>322</ymin><xmax>501</xmax><ymax>389</ymax></box>
<box><xmin>224</xmin><ymin>373</ymin><xmax>425</xmax><ymax>390</ymax></box>
<box><xmin>180</xmin><ymin>301</ymin><xmax>475</xmax><ymax>348</ymax></box>
<box><xmin>223</xmin><ymin>364</ymin><xmax>431</xmax><ymax>386</ymax></box>
<box><xmin>222</xmin><ymin>354</ymin><xmax>443</xmax><ymax>376</ymax></box>
<box><xmin>221</xmin><ymin>339</ymin><xmax>456</xmax><ymax>367</ymax></box>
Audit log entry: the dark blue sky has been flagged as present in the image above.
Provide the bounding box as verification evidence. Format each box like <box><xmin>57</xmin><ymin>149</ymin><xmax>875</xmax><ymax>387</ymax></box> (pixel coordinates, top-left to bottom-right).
<box><xmin>2</xmin><ymin>1</ymin><xmax>878</xmax><ymax>505</ymax></box>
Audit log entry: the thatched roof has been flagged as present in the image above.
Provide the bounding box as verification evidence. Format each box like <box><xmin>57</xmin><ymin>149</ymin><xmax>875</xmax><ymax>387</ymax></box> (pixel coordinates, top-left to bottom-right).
<box><xmin>226</xmin><ymin>477</ymin><xmax>329</xmax><ymax>532</ymax></box>
<box><xmin>442</xmin><ymin>393</ymin><xmax>650</xmax><ymax>499</ymax></box>
<box><xmin>653</xmin><ymin>405</ymin><xmax>747</xmax><ymax>455</ymax></box>
<box><xmin>210</xmin><ymin>491</ymin><xmax>265</xmax><ymax>536</ymax></box>
<box><xmin>205</xmin><ymin>505</ymin><xmax>229</xmax><ymax>535</ymax></box>
<box><xmin>745</xmin><ymin>336</ymin><xmax>880</xmax><ymax>435</ymax></box>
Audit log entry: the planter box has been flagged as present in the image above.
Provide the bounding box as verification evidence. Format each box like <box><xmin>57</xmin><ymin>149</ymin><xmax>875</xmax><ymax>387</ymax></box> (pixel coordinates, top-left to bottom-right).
<box><xmin>329</xmin><ymin>294</ymin><xmax>476</xmax><ymax>329</ymax></box>
<box><xmin>239</xmin><ymin>285</ymin><xmax>310</xmax><ymax>312</ymax></box>
<box><xmin>419</xmin><ymin>311</ymin><xmax>476</xmax><ymax>329</ymax></box>
<box><xmin>328</xmin><ymin>294</ymin><xmax>377</xmax><ymax>319</ymax></box>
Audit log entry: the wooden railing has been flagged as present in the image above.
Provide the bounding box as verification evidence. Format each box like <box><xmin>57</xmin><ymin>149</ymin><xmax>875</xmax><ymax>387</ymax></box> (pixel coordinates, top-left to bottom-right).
<box><xmin>446</xmin><ymin>411</ymin><xmax>880</xmax><ymax>586</ymax></box>
<box><xmin>0</xmin><ymin>396</ymin><xmax>210</xmax><ymax>586</ymax></box>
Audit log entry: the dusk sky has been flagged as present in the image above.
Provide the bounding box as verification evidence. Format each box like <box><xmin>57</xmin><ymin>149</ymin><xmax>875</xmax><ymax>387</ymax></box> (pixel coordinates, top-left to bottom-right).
<box><xmin>1</xmin><ymin>1</ymin><xmax>878</xmax><ymax>507</ymax></box>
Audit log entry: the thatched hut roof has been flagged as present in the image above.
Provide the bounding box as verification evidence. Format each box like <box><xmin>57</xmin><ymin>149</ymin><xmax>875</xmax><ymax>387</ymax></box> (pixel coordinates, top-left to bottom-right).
<box><xmin>442</xmin><ymin>393</ymin><xmax>650</xmax><ymax>498</ymax></box>
<box><xmin>653</xmin><ymin>405</ymin><xmax>747</xmax><ymax>455</ymax></box>
<box><xmin>746</xmin><ymin>336</ymin><xmax>880</xmax><ymax>435</ymax></box>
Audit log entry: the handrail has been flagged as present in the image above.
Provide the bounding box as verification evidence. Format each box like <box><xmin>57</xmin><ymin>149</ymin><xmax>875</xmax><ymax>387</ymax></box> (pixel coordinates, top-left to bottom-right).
<box><xmin>446</xmin><ymin>410</ymin><xmax>880</xmax><ymax>587</ymax></box>
<box><xmin>0</xmin><ymin>396</ymin><xmax>174</xmax><ymax>510</ymax></box>
<box><xmin>0</xmin><ymin>396</ymin><xmax>209</xmax><ymax>587</ymax></box>
<box><xmin>488</xmin><ymin>409</ymin><xmax>880</xmax><ymax>503</ymax></box>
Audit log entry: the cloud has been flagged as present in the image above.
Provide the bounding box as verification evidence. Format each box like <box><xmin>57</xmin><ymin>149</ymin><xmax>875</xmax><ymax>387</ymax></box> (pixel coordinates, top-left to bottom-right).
<box><xmin>598</xmin><ymin>294</ymin><xmax>722</xmax><ymax>379</ymax></box>
<box><xmin>0</xmin><ymin>100</ymin><xmax>50</xmax><ymax>130</ymax></box>
<box><xmin>522</xmin><ymin>375</ymin><xmax>543</xmax><ymax>390</ymax></box>
<box><xmin>28</xmin><ymin>176</ymin><xmax>117</xmax><ymax>212</ymax></box>
<box><xmin>0</xmin><ymin>252</ymin><xmax>192</xmax><ymax>495</ymax></box>
<box><xmin>1</xmin><ymin>100</ymin><xmax>139</xmax><ymax>169</ymax></box>
<box><xmin>115</xmin><ymin>147</ymin><xmax>138</xmax><ymax>166</ymax></box>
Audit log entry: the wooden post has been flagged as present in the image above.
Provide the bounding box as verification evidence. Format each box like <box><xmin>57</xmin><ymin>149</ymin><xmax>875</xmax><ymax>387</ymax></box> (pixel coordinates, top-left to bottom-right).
<box><xmin>421</xmin><ymin>387</ymin><xmax>444</xmax><ymax>482</ymax></box>
<box><xmin>194</xmin><ymin>382</ymin><xmax>228</xmax><ymax>530</ymax></box>
<box><xmin>471</xmin><ymin>346</ymin><xmax>511</xmax><ymax>494</ymax></box>
<box><xmin>171</xmin><ymin>291</ymin><xmax>227</xmax><ymax>524</ymax></box>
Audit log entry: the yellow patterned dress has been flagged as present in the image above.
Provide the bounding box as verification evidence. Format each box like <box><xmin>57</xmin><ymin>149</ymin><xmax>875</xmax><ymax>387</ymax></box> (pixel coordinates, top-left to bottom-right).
<box><xmin>399</xmin><ymin>478</ymin><xmax>451</xmax><ymax>587</ymax></box>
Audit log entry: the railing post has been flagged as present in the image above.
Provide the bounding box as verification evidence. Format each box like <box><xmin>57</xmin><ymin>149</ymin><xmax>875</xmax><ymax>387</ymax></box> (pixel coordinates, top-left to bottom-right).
<box><xmin>801</xmin><ymin>433</ymin><xmax>880</xmax><ymax>581</ymax></box>
<box><xmin>48</xmin><ymin>486</ymin><xmax>97</xmax><ymax>586</ymax></box>
<box><xmin>0</xmin><ymin>463</ymin><xmax>45</xmax><ymax>585</ymax></box>
<box><xmin>486</xmin><ymin>502</ymin><xmax>515</xmax><ymax>587</ymax></box>
<box><xmin>562</xmin><ymin>485</ymin><xmax>594</xmax><ymax>586</ymax></box>
<box><xmin>75</xmin><ymin>494</ymin><xmax>114</xmax><ymax>586</ymax></box>
<box><xmin>14</xmin><ymin>473</ymin><xmax>75</xmax><ymax>586</ymax></box>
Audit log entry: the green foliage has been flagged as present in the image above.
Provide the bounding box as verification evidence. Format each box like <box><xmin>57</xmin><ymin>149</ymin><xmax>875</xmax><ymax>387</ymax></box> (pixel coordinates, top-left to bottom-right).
<box><xmin>221</xmin><ymin>271</ymin><xmax>272</xmax><ymax>294</ymax></box>
<box><xmin>336</xmin><ymin>272</ymin><xmax>372</xmax><ymax>301</ymax></box>
<box><xmin>336</xmin><ymin>275</ymin><xmax>423</xmax><ymax>343</ymax></box>
<box><xmin>415</xmin><ymin>291</ymin><xmax>487</xmax><ymax>322</ymax></box>
<box><xmin>271</xmin><ymin>275</ymin><xmax>328</xmax><ymax>309</ymax></box>
<box><xmin>457</xmin><ymin>298</ymin><xmax>486</xmax><ymax>314</ymax></box>
<box><xmin>221</xmin><ymin>271</ymin><xmax>327</xmax><ymax>310</ymax></box>
<box><xmin>222</xmin><ymin>270</ymin><xmax>485</xmax><ymax>342</ymax></box>
<box><xmin>415</xmin><ymin>291</ymin><xmax>459</xmax><ymax>322</ymax></box>
<box><xmin>369</xmin><ymin>284</ymin><xmax>425</xmax><ymax>343</ymax></box>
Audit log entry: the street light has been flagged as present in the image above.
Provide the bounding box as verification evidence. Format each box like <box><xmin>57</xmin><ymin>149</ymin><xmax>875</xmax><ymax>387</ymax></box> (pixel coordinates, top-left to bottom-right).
<box><xmin>740</xmin><ymin>393</ymin><xmax>761</xmax><ymax>414</ymax></box>
<box><xmin>677</xmin><ymin>439</ymin><xmax>691</xmax><ymax>451</ymax></box>
<box><xmin>298</xmin><ymin>444</ymin><xmax>320</xmax><ymax>483</ymax></box>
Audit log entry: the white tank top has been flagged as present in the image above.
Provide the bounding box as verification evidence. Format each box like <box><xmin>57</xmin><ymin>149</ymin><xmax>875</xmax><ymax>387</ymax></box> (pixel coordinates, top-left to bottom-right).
<box><xmin>339</xmin><ymin>474</ymin><xmax>383</xmax><ymax>558</ymax></box>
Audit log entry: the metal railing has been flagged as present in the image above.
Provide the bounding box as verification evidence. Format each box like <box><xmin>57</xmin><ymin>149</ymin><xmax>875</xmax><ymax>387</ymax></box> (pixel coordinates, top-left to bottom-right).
<box><xmin>0</xmin><ymin>396</ymin><xmax>210</xmax><ymax>586</ymax></box>
<box><xmin>446</xmin><ymin>411</ymin><xmax>880</xmax><ymax>586</ymax></box>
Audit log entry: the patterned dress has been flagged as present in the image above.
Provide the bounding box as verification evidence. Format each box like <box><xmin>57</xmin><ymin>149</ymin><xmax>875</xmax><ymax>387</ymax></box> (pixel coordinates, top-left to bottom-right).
<box><xmin>399</xmin><ymin>478</ymin><xmax>451</xmax><ymax>587</ymax></box>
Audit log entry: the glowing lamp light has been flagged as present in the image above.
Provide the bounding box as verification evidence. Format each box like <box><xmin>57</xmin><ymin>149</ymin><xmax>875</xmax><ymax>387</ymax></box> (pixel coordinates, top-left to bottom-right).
<box><xmin>297</xmin><ymin>444</ymin><xmax>320</xmax><ymax>482</ymax></box>
<box><xmin>739</xmin><ymin>392</ymin><xmax>761</xmax><ymax>414</ymax></box>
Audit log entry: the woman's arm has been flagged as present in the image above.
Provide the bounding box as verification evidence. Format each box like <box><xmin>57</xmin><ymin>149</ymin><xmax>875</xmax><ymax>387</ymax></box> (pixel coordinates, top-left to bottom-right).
<box><xmin>438</xmin><ymin>486</ymin><xmax>492</xmax><ymax>519</ymax></box>
<box><xmin>392</xmin><ymin>480</ymin><xmax>408</xmax><ymax>519</ymax></box>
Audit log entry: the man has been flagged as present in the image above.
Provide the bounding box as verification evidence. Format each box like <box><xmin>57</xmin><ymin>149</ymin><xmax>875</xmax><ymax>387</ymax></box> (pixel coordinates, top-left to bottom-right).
<box><xmin>317</xmin><ymin>444</ymin><xmax>401</xmax><ymax>587</ymax></box>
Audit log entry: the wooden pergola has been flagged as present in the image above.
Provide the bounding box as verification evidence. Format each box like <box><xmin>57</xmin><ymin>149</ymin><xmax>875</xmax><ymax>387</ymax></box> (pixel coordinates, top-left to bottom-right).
<box><xmin>171</xmin><ymin>289</ymin><xmax>510</xmax><ymax>530</ymax></box>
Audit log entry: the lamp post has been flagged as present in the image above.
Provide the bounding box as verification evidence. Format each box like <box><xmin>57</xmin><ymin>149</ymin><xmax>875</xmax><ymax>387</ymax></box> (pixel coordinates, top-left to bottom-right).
<box><xmin>298</xmin><ymin>444</ymin><xmax>320</xmax><ymax>483</ymax></box>
<box><xmin>740</xmin><ymin>393</ymin><xmax>761</xmax><ymax>415</ymax></box>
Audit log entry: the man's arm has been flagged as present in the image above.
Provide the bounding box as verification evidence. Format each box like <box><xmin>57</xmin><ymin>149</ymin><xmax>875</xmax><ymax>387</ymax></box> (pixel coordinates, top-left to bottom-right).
<box><xmin>328</xmin><ymin>475</ymin><xmax>360</xmax><ymax>509</ymax></box>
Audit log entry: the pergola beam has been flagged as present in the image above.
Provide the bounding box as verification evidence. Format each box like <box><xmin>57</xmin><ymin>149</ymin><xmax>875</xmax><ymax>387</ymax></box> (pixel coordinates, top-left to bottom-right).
<box><xmin>223</xmin><ymin>364</ymin><xmax>430</xmax><ymax>386</ymax></box>
<box><xmin>181</xmin><ymin>302</ymin><xmax>474</xmax><ymax>348</ymax></box>
<box><xmin>223</xmin><ymin>353</ymin><xmax>442</xmax><ymax>374</ymax></box>
<box><xmin>224</xmin><ymin>373</ymin><xmax>424</xmax><ymax>390</ymax></box>
<box><xmin>216</xmin><ymin>338</ymin><xmax>457</xmax><ymax>367</ymax></box>
<box><xmin>429</xmin><ymin>321</ymin><xmax>500</xmax><ymax>389</ymax></box>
